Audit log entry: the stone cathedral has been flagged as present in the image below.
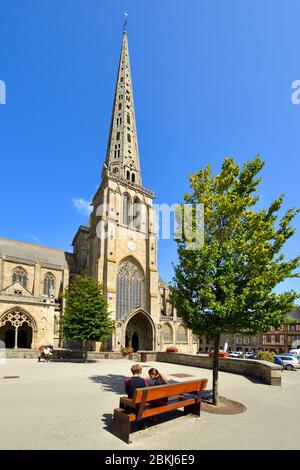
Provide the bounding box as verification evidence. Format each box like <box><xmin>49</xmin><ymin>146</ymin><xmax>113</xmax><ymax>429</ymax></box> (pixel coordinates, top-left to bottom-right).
<box><xmin>0</xmin><ymin>32</ymin><xmax>197</xmax><ymax>354</ymax></box>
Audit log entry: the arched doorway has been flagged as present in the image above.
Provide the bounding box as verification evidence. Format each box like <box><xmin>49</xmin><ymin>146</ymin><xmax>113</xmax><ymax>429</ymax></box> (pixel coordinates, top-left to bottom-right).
<box><xmin>132</xmin><ymin>332</ymin><xmax>139</xmax><ymax>352</ymax></box>
<box><xmin>125</xmin><ymin>312</ymin><xmax>154</xmax><ymax>351</ymax></box>
<box><xmin>18</xmin><ymin>326</ymin><xmax>32</xmax><ymax>348</ymax></box>
<box><xmin>4</xmin><ymin>329</ymin><xmax>15</xmax><ymax>349</ymax></box>
<box><xmin>0</xmin><ymin>309</ymin><xmax>35</xmax><ymax>349</ymax></box>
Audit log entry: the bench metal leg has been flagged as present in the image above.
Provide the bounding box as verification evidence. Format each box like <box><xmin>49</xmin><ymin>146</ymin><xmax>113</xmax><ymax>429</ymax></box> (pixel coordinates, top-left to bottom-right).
<box><xmin>184</xmin><ymin>402</ymin><xmax>201</xmax><ymax>417</ymax></box>
<box><xmin>111</xmin><ymin>409</ymin><xmax>132</xmax><ymax>444</ymax></box>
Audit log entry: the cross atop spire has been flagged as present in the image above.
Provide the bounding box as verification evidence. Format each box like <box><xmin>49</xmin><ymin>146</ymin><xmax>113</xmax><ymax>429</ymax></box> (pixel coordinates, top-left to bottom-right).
<box><xmin>102</xmin><ymin>30</ymin><xmax>142</xmax><ymax>187</ymax></box>
<box><xmin>123</xmin><ymin>12</ymin><xmax>128</xmax><ymax>32</ymax></box>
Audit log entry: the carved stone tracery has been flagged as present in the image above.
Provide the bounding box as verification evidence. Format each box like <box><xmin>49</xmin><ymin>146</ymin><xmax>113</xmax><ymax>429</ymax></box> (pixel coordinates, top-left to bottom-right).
<box><xmin>0</xmin><ymin>310</ymin><xmax>35</xmax><ymax>329</ymax></box>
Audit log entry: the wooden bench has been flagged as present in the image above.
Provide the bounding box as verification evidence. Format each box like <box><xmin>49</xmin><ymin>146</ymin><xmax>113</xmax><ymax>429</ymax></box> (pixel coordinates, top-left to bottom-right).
<box><xmin>38</xmin><ymin>349</ymin><xmax>71</xmax><ymax>361</ymax></box>
<box><xmin>111</xmin><ymin>378</ymin><xmax>208</xmax><ymax>443</ymax></box>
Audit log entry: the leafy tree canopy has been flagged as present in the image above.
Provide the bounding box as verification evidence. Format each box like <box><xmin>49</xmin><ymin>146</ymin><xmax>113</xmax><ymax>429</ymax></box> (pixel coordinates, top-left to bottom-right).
<box><xmin>173</xmin><ymin>155</ymin><xmax>300</xmax><ymax>340</ymax></box>
<box><xmin>61</xmin><ymin>276</ymin><xmax>115</xmax><ymax>344</ymax></box>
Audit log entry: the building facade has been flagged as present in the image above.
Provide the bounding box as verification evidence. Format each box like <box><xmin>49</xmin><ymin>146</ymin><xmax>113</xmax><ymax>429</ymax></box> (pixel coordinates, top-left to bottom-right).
<box><xmin>197</xmin><ymin>333</ymin><xmax>260</xmax><ymax>354</ymax></box>
<box><xmin>0</xmin><ymin>32</ymin><xmax>197</xmax><ymax>354</ymax></box>
<box><xmin>261</xmin><ymin>308</ymin><xmax>300</xmax><ymax>353</ymax></box>
<box><xmin>0</xmin><ymin>239</ymin><xmax>76</xmax><ymax>349</ymax></box>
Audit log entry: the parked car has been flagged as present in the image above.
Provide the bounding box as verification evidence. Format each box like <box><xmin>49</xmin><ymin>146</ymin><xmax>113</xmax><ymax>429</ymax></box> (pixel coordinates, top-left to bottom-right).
<box><xmin>274</xmin><ymin>355</ymin><xmax>300</xmax><ymax>370</ymax></box>
<box><xmin>228</xmin><ymin>351</ymin><xmax>243</xmax><ymax>358</ymax></box>
<box><xmin>288</xmin><ymin>349</ymin><xmax>300</xmax><ymax>356</ymax></box>
<box><xmin>244</xmin><ymin>351</ymin><xmax>257</xmax><ymax>359</ymax></box>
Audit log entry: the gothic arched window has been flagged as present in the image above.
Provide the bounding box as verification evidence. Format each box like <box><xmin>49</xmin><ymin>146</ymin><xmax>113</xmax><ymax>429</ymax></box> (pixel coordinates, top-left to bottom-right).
<box><xmin>163</xmin><ymin>323</ymin><xmax>173</xmax><ymax>343</ymax></box>
<box><xmin>116</xmin><ymin>258</ymin><xmax>144</xmax><ymax>319</ymax></box>
<box><xmin>43</xmin><ymin>273</ymin><xmax>55</xmax><ymax>296</ymax></box>
<box><xmin>133</xmin><ymin>197</ymin><xmax>141</xmax><ymax>231</ymax></box>
<box><xmin>176</xmin><ymin>325</ymin><xmax>188</xmax><ymax>342</ymax></box>
<box><xmin>122</xmin><ymin>193</ymin><xmax>131</xmax><ymax>226</ymax></box>
<box><xmin>12</xmin><ymin>267</ymin><xmax>28</xmax><ymax>288</ymax></box>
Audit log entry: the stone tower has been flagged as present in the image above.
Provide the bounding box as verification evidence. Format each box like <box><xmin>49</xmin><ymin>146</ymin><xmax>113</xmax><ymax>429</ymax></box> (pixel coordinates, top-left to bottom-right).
<box><xmin>87</xmin><ymin>31</ymin><xmax>160</xmax><ymax>351</ymax></box>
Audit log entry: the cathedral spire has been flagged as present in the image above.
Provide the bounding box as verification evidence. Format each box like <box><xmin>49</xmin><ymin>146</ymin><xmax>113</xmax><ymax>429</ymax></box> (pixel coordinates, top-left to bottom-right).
<box><xmin>103</xmin><ymin>31</ymin><xmax>142</xmax><ymax>186</ymax></box>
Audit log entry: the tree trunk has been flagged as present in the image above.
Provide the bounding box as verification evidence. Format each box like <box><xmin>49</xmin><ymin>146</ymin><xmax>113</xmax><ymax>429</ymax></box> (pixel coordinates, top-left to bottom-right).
<box><xmin>83</xmin><ymin>340</ymin><xmax>88</xmax><ymax>363</ymax></box>
<box><xmin>212</xmin><ymin>334</ymin><xmax>220</xmax><ymax>406</ymax></box>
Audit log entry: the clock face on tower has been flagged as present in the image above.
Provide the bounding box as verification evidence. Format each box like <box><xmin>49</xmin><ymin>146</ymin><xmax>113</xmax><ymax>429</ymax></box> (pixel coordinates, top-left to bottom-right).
<box><xmin>128</xmin><ymin>241</ymin><xmax>136</xmax><ymax>251</ymax></box>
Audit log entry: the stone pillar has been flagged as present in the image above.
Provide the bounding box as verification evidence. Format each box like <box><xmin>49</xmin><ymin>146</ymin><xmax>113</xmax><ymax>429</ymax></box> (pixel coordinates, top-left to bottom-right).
<box><xmin>60</xmin><ymin>262</ymin><xmax>69</xmax><ymax>347</ymax></box>
<box><xmin>14</xmin><ymin>327</ymin><xmax>18</xmax><ymax>349</ymax></box>
<box><xmin>33</xmin><ymin>260</ymin><xmax>41</xmax><ymax>296</ymax></box>
<box><xmin>0</xmin><ymin>252</ymin><xmax>3</xmax><ymax>292</ymax></box>
<box><xmin>62</xmin><ymin>262</ymin><xmax>69</xmax><ymax>310</ymax></box>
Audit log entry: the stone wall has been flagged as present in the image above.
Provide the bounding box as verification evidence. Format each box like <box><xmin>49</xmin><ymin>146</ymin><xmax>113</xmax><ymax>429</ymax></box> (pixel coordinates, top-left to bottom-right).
<box><xmin>4</xmin><ymin>350</ymin><xmax>282</xmax><ymax>386</ymax></box>
<box><xmin>155</xmin><ymin>352</ymin><xmax>282</xmax><ymax>386</ymax></box>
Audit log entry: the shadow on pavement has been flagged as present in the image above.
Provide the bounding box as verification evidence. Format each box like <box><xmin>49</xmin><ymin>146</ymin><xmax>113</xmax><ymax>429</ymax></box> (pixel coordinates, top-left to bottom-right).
<box><xmin>89</xmin><ymin>374</ymin><xmax>126</xmax><ymax>394</ymax></box>
<box><xmin>101</xmin><ymin>408</ymin><xmax>187</xmax><ymax>439</ymax></box>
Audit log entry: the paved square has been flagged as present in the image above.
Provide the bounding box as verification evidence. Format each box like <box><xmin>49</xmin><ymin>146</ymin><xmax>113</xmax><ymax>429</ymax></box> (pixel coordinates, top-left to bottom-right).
<box><xmin>1</xmin><ymin>358</ymin><xmax>299</xmax><ymax>450</ymax></box>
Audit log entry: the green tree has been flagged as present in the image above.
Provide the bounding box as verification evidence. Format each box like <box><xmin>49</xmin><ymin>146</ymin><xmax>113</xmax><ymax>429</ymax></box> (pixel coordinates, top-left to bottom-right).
<box><xmin>173</xmin><ymin>155</ymin><xmax>300</xmax><ymax>405</ymax></box>
<box><xmin>61</xmin><ymin>276</ymin><xmax>115</xmax><ymax>361</ymax></box>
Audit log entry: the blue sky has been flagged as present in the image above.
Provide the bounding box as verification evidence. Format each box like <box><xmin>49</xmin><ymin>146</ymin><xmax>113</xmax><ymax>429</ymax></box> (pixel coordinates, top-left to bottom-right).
<box><xmin>1</xmin><ymin>0</ymin><xmax>300</xmax><ymax>294</ymax></box>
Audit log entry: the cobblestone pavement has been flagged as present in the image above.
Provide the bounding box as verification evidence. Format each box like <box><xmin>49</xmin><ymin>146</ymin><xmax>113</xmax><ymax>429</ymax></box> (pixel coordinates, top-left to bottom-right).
<box><xmin>1</xmin><ymin>358</ymin><xmax>299</xmax><ymax>449</ymax></box>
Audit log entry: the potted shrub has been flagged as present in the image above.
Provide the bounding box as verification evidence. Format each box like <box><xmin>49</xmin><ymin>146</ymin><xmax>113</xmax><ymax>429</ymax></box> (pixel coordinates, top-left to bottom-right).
<box><xmin>120</xmin><ymin>346</ymin><xmax>134</xmax><ymax>357</ymax></box>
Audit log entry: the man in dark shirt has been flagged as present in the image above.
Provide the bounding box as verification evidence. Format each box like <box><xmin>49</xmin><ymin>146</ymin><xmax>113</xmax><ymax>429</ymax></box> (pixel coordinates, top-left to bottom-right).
<box><xmin>125</xmin><ymin>364</ymin><xmax>148</xmax><ymax>399</ymax></box>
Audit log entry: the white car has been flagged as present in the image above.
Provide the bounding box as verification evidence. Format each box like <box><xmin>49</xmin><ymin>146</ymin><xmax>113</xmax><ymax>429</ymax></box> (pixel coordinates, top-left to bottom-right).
<box><xmin>228</xmin><ymin>351</ymin><xmax>243</xmax><ymax>358</ymax></box>
<box><xmin>274</xmin><ymin>355</ymin><xmax>300</xmax><ymax>370</ymax></box>
<box><xmin>289</xmin><ymin>349</ymin><xmax>300</xmax><ymax>356</ymax></box>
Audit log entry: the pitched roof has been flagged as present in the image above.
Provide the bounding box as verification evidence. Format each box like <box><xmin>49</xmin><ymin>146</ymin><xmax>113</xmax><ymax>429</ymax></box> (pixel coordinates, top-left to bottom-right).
<box><xmin>0</xmin><ymin>238</ymin><xmax>77</xmax><ymax>271</ymax></box>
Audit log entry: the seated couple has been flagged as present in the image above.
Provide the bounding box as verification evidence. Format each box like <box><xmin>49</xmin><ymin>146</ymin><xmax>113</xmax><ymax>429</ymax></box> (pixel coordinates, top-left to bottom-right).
<box><xmin>125</xmin><ymin>363</ymin><xmax>168</xmax><ymax>399</ymax></box>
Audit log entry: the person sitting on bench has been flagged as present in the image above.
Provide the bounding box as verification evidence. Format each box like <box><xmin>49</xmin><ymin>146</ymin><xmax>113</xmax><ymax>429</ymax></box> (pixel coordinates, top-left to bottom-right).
<box><xmin>147</xmin><ymin>368</ymin><xmax>169</xmax><ymax>386</ymax></box>
<box><xmin>125</xmin><ymin>364</ymin><xmax>148</xmax><ymax>399</ymax></box>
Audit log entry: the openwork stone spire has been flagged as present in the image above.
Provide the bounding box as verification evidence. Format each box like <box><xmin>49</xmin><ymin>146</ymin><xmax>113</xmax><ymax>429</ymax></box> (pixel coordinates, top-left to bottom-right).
<box><xmin>103</xmin><ymin>32</ymin><xmax>142</xmax><ymax>186</ymax></box>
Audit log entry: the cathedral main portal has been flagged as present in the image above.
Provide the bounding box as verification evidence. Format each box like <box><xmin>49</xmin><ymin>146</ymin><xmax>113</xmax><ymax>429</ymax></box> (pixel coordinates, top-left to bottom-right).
<box><xmin>125</xmin><ymin>312</ymin><xmax>154</xmax><ymax>352</ymax></box>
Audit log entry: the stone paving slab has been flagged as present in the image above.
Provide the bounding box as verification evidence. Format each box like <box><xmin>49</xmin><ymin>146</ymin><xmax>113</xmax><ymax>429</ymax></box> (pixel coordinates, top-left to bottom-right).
<box><xmin>0</xmin><ymin>358</ymin><xmax>299</xmax><ymax>450</ymax></box>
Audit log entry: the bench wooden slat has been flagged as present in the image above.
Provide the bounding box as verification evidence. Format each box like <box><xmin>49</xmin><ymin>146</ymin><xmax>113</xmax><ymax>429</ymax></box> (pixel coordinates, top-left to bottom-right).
<box><xmin>112</xmin><ymin>378</ymin><xmax>208</xmax><ymax>444</ymax></box>
<box><xmin>141</xmin><ymin>397</ymin><xmax>197</xmax><ymax>418</ymax></box>
<box><xmin>131</xmin><ymin>379</ymin><xmax>207</xmax><ymax>405</ymax></box>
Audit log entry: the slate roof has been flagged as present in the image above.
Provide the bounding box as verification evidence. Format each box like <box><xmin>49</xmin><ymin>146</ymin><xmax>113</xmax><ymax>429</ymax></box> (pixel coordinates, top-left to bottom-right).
<box><xmin>0</xmin><ymin>238</ymin><xmax>77</xmax><ymax>271</ymax></box>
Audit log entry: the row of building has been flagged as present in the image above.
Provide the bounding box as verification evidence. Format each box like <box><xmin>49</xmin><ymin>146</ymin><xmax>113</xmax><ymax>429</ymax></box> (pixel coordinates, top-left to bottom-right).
<box><xmin>195</xmin><ymin>307</ymin><xmax>300</xmax><ymax>354</ymax></box>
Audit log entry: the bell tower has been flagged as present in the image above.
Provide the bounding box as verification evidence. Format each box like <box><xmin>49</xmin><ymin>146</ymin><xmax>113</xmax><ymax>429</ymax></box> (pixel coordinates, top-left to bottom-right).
<box><xmin>87</xmin><ymin>31</ymin><xmax>160</xmax><ymax>351</ymax></box>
